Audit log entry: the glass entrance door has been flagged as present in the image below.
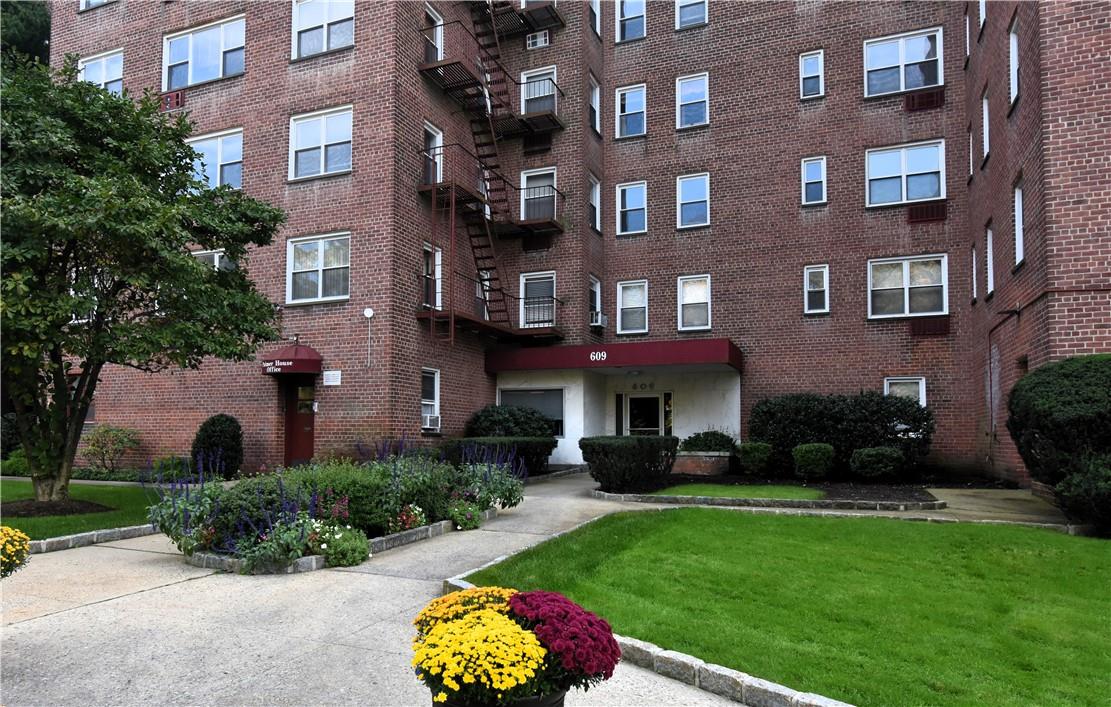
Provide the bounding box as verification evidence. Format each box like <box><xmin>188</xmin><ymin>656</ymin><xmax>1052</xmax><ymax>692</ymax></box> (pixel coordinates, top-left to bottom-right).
<box><xmin>627</xmin><ymin>394</ymin><xmax>662</xmax><ymax>436</ymax></box>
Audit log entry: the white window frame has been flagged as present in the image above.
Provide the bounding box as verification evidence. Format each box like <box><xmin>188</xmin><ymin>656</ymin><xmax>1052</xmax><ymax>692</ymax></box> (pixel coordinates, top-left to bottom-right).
<box><xmin>187</xmin><ymin>128</ymin><xmax>243</xmax><ymax>189</ymax></box>
<box><xmin>675</xmin><ymin>0</ymin><xmax>707</xmax><ymax>30</ymax></box>
<box><xmin>981</xmin><ymin>89</ymin><xmax>990</xmax><ymax>158</ymax></box>
<box><xmin>520</xmin><ymin>65</ymin><xmax>557</xmax><ymax>114</ymax></box>
<box><xmin>424</xmin><ymin>4</ymin><xmax>444</xmax><ymax>62</ymax></box>
<box><xmin>799</xmin><ymin>49</ymin><xmax>824</xmax><ymax>99</ymax></box>
<box><xmin>801</xmin><ymin>156</ymin><xmax>827</xmax><ymax>205</ymax></box>
<box><xmin>288</xmin><ymin>105</ymin><xmax>354</xmax><ymax>180</ymax></box>
<box><xmin>615</xmin><ymin>0</ymin><xmax>646</xmax><ymax>43</ymax></box>
<box><xmin>80</xmin><ymin>0</ymin><xmax>113</xmax><ymax>9</ymax></box>
<box><xmin>589</xmin><ymin>75</ymin><xmax>601</xmax><ymax>133</ymax></box>
<box><xmin>1014</xmin><ymin>183</ymin><xmax>1025</xmax><ymax>264</ymax></box>
<box><xmin>865</xmin><ymin>139</ymin><xmax>946</xmax><ymax>208</ymax></box>
<box><xmin>676</xmin><ymin>173</ymin><xmax>710</xmax><ymax>229</ymax></box>
<box><xmin>616</xmin><ymin>181</ymin><xmax>647</xmax><ymax>236</ymax></box>
<box><xmin>677</xmin><ymin>274</ymin><xmax>711</xmax><ymax>331</ymax></box>
<box><xmin>192</xmin><ymin>249</ymin><xmax>234</xmax><ymax>271</ymax></box>
<box><xmin>862</xmin><ymin>26</ymin><xmax>944</xmax><ymax>98</ymax></box>
<box><xmin>519</xmin><ymin>271</ymin><xmax>556</xmax><ymax>329</ymax></box>
<box><xmin>520</xmin><ymin>167</ymin><xmax>557</xmax><ymax>220</ymax></box>
<box><xmin>588</xmin><ymin>173</ymin><xmax>602</xmax><ymax>231</ymax></box>
<box><xmin>968</xmin><ymin>125</ymin><xmax>974</xmax><ymax>177</ymax></box>
<box><xmin>885</xmin><ymin>377</ymin><xmax>927</xmax><ymax>407</ymax></box>
<box><xmin>423</xmin><ymin>121</ymin><xmax>444</xmax><ymax>183</ymax></box>
<box><xmin>589</xmin><ymin>275</ymin><xmax>602</xmax><ymax>317</ymax></box>
<box><xmin>286</xmin><ymin>231</ymin><xmax>351</xmax><ymax>305</ymax></box>
<box><xmin>866</xmin><ymin>254</ymin><xmax>949</xmax><ymax>319</ymax></box>
<box><xmin>422</xmin><ymin>242</ymin><xmax>443</xmax><ymax>310</ymax></box>
<box><xmin>971</xmin><ymin>245</ymin><xmax>978</xmax><ymax>300</ymax></box>
<box><xmin>986</xmin><ymin>226</ymin><xmax>995</xmax><ymax>294</ymax></box>
<box><xmin>526</xmin><ymin>30</ymin><xmax>550</xmax><ymax>49</ymax></box>
<box><xmin>161</xmin><ymin>14</ymin><xmax>245</xmax><ymax>92</ymax></box>
<box><xmin>617</xmin><ymin>279</ymin><xmax>649</xmax><ymax>334</ymax></box>
<box><xmin>675</xmin><ymin>72</ymin><xmax>709</xmax><ymax>129</ymax></box>
<box><xmin>291</xmin><ymin>0</ymin><xmax>355</xmax><ymax>60</ymax></box>
<box><xmin>421</xmin><ymin>368</ymin><xmax>440</xmax><ymax>429</ymax></box>
<box><xmin>615</xmin><ymin>83</ymin><xmax>646</xmax><ymax>138</ymax></box>
<box><xmin>965</xmin><ymin>9</ymin><xmax>970</xmax><ymax>58</ymax></box>
<box><xmin>804</xmin><ymin>264</ymin><xmax>830</xmax><ymax>314</ymax></box>
<box><xmin>78</xmin><ymin>48</ymin><xmax>124</xmax><ymax>94</ymax></box>
<box><xmin>589</xmin><ymin>0</ymin><xmax>601</xmax><ymax>36</ymax></box>
<box><xmin>1008</xmin><ymin>18</ymin><xmax>1020</xmax><ymax>104</ymax></box>
<box><xmin>978</xmin><ymin>0</ymin><xmax>986</xmax><ymax>30</ymax></box>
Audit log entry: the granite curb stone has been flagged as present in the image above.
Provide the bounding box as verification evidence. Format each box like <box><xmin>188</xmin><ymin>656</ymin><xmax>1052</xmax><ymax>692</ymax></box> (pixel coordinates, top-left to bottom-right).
<box><xmin>590</xmin><ymin>489</ymin><xmax>947</xmax><ymax>511</ymax></box>
<box><xmin>28</xmin><ymin>523</ymin><xmax>158</xmax><ymax>554</ymax></box>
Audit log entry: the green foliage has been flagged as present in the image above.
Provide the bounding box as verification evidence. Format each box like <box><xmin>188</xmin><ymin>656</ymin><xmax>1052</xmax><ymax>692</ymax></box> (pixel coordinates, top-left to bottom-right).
<box><xmin>153</xmin><ymin>455</ymin><xmax>192</xmax><ymax>479</ymax></box>
<box><xmin>850</xmin><ymin>447</ymin><xmax>904</xmax><ymax>480</ymax></box>
<box><xmin>235</xmin><ymin>512</ymin><xmax>312</xmax><ymax>574</ymax></box>
<box><xmin>147</xmin><ymin>482</ymin><xmax>224</xmax><ymax>556</ymax></box>
<box><xmin>580</xmin><ymin>436</ymin><xmax>679</xmax><ymax>493</ymax></box>
<box><xmin>191</xmin><ymin>414</ymin><xmax>244</xmax><ymax>479</ymax></box>
<box><xmin>448</xmin><ymin>500</ymin><xmax>484</xmax><ymax>530</ymax></box>
<box><xmin>1054</xmin><ymin>455</ymin><xmax>1111</xmax><ymax>536</ymax></box>
<box><xmin>454</xmin><ymin>463</ymin><xmax>525</xmax><ymax>510</ymax></box>
<box><xmin>308</xmin><ymin>520</ymin><xmax>370</xmax><ymax>567</ymax></box>
<box><xmin>208</xmin><ymin>475</ymin><xmax>310</xmax><ymax>549</ymax></box>
<box><xmin>1006</xmin><ymin>354</ymin><xmax>1111</xmax><ymax>487</ymax></box>
<box><xmin>283</xmin><ymin>460</ymin><xmax>391</xmax><ymax>534</ymax></box>
<box><xmin>465</xmin><ymin>404</ymin><xmax>554</xmax><ymax>438</ymax></box>
<box><xmin>445</xmin><ymin>437</ymin><xmax>557</xmax><ymax>477</ymax></box>
<box><xmin>1</xmin><ymin>1</ymin><xmax>50</xmax><ymax>64</ymax></box>
<box><xmin>679</xmin><ymin>430</ymin><xmax>736</xmax><ymax>453</ymax></box>
<box><xmin>749</xmin><ymin>392</ymin><xmax>935</xmax><ymax>475</ymax></box>
<box><xmin>1</xmin><ymin>412</ymin><xmax>19</xmax><ymax>459</ymax></box>
<box><xmin>0</xmin><ymin>59</ymin><xmax>284</xmax><ymax>500</ymax></box>
<box><xmin>736</xmin><ymin>442</ymin><xmax>773</xmax><ymax>476</ymax></box>
<box><xmin>82</xmin><ymin>425</ymin><xmax>140</xmax><ymax>473</ymax></box>
<box><xmin>1</xmin><ymin>448</ymin><xmax>29</xmax><ymax>476</ymax></box>
<box><xmin>792</xmin><ymin>443</ymin><xmax>834</xmax><ymax>480</ymax></box>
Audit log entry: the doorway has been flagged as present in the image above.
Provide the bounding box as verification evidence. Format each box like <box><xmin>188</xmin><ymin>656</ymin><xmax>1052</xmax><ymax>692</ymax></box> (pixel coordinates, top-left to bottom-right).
<box><xmin>619</xmin><ymin>392</ymin><xmax>673</xmax><ymax>436</ymax></box>
<box><xmin>284</xmin><ymin>378</ymin><xmax>315</xmax><ymax>466</ymax></box>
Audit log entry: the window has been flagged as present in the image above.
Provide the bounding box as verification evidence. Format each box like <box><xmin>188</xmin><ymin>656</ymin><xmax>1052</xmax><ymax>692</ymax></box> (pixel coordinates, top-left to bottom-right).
<box><xmin>588</xmin><ymin>174</ymin><xmax>601</xmax><ymax>231</ymax></box>
<box><xmin>978</xmin><ymin>0</ymin><xmax>986</xmax><ymax>29</ymax></box>
<box><xmin>971</xmin><ymin>245</ymin><xmax>978</xmax><ymax>300</ymax></box>
<box><xmin>981</xmin><ymin>89</ymin><xmax>990</xmax><ymax>158</ymax></box>
<box><xmin>588</xmin><ymin>75</ymin><xmax>601</xmax><ymax>133</ymax></box>
<box><xmin>675</xmin><ymin>73</ymin><xmax>708</xmax><ymax>128</ymax></box>
<box><xmin>863</xmin><ymin>27</ymin><xmax>943</xmax><ymax>97</ymax></box>
<box><xmin>80</xmin><ymin>0</ymin><xmax>112</xmax><ymax>10</ymax></box>
<box><xmin>677</xmin><ymin>274</ymin><xmax>710</xmax><ymax>330</ymax></box>
<box><xmin>499</xmin><ymin>389</ymin><xmax>564</xmax><ymax>436</ymax></box>
<box><xmin>799</xmin><ymin>50</ymin><xmax>824</xmax><ymax>99</ymax></box>
<box><xmin>617</xmin><ymin>280</ymin><xmax>648</xmax><ymax>334</ymax></box>
<box><xmin>521</xmin><ymin>66</ymin><xmax>557</xmax><ymax>114</ymax></box>
<box><xmin>616</xmin><ymin>0</ymin><xmax>645</xmax><ymax>42</ymax></box>
<box><xmin>804</xmin><ymin>264</ymin><xmax>829</xmax><ymax>314</ymax></box>
<box><xmin>287</xmin><ymin>233</ymin><xmax>350</xmax><ymax>303</ymax></box>
<box><xmin>985</xmin><ymin>226</ymin><xmax>995</xmax><ymax>294</ymax></box>
<box><xmin>968</xmin><ymin>125</ymin><xmax>974</xmax><ymax>176</ymax></box>
<box><xmin>193</xmin><ymin>249</ymin><xmax>236</xmax><ymax>271</ymax></box>
<box><xmin>867</xmin><ymin>254</ymin><xmax>948</xmax><ymax>318</ymax></box>
<box><xmin>675</xmin><ymin>0</ymin><xmax>706</xmax><ymax>29</ymax></box>
<box><xmin>78</xmin><ymin>50</ymin><xmax>123</xmax><ymax>95</ymax></box>
<box><xmin>289</xmin><ymin>106</ymin><xmax>352</xmax><ymax>180</ymax></box>
<box><xmin>421</xmin><ymin>369</ymin><xmax>440</xmax><ymax>430</ymax></box>
<box><xmin>589</xmin><ymin>276</ymin><xmax>602</xmax><ymax>321</ymax></box>
<box><xmin>187</xmin><ymin>129</ymin><xmax>243</xmax><ymax>189</ymax></box>
<box><xmin>526</xmin><ymin>30</ymin><xmax>550</xmax><ymax>50</ymax></box>
<box><xmin>676</xmin><ymin>173</ymin><xmax>709</xmax><ymax>228</ymax></box>
<box><xmin>1014</xmin><ymin>183</ymin><xmax>1025</xmax><ymax>264</ymax></box>
<box><xmin>422</xmin><ymin>243</ymin><xmax>442</xmax><ymax>309</ymax></box>
<box><xmin>422</xmin><ymin>5</ymin><xmax>444</xmax><ymax>63</ymax></box>
<box><xmin>520</xmin><ymin>271</ymin><xmax>556</xmax><ymax>328</ymax></box>
<box><xmin>292</xmin><ymin>0</ymin><xmax>354</xmax><ymax>59</ymax></box>
<box><xmin>1009</xmin><ymin>19</ymin><xmax>1020</xmax><ymax>104</ymax></box>
<box><xmin>616</xmin><ymin>84</ymin><xmax>646</xmax><ymax>137</ymax></box>
<box><xmin>163</xmin><ymin>15</ymin><xmax>245</xmax><ymax>91</ymax></box>
<box><xmin>801</xmin><ymin>157</ymin><xmax>826</xmax><ymax>205</ymax></box>
<box><xmin>520</xmin><ymin>168</ymin><xmax>557</xmax><ymax>221</ymax></box>
<box><xmin>964</xmin><ymin>9</ymin><xmax>970</xmax><ymax>58</ymax></box>
<box><xmin>616</xmin><ymin>181</ymin><xmax>647</xmax><ymax>235</ymax></box>
<box><xmin>885</xmin><ymin>377</ymin><xmax>926</xmax><ymax>406</ymax></box>
<box><xmin>422</xmin><ymin>122</ymin><xmax>443</xmax><ymax>184</ymax></box>
<box><xmin>865</xmin><ymin>140</ymin><xmax>945</xmax><ymax>207</ymax></box>
<box><xmin>589</xmin><ymin>0</ymin><xmax>601</xmax><ymax>37</ymax></box>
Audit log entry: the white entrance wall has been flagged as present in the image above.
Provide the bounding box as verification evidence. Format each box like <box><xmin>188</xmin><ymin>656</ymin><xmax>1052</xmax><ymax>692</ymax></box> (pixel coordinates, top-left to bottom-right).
<box><xmin>496</xmin><ymin>370</ymin><xmax>588</xmax><ymax>465</ymax></box>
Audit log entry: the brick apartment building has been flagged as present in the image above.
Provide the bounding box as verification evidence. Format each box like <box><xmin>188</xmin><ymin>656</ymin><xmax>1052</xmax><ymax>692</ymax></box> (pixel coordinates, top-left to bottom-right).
<box><xmin>49</xmin><ymin>0</ymin><xmax>1110</xmax><ymax>483</ymax></box>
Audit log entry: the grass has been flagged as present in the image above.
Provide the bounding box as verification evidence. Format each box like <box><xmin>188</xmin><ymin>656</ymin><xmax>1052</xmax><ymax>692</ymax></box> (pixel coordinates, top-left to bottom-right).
<box><xmin>649</xmin><ymin>483</ymin><xmax>824</xmax><ymax>500</ymax></box>
<box><xmin>0</xmin><ymin>480</ymin><xmax>159</xmax><ymax>539</ymax></box>
<box><xmin>469</xmin><ymin>508</ymin><xmax>1111</xmax><ymax>707</ymax></box>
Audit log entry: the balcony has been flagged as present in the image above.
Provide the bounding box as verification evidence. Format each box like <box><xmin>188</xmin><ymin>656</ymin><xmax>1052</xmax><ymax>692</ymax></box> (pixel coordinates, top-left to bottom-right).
<box><xmin>418</xmin><ymin>21</ymin><xmax>506</xmax><ymax>116</ymax></box>
<box><xmin>497</xmin><ymin>74</ymin><xmax>565</xmax><ymax>141</ymax></box>
<box><xmin>416</xmin><ymin>271</ymin><xmax>563</xmax><ymax>341</ymax></box>
<box><xmin>487</xmin><ymin>1</ymin><xmax>566</xmax><ymax>39</ymax></box>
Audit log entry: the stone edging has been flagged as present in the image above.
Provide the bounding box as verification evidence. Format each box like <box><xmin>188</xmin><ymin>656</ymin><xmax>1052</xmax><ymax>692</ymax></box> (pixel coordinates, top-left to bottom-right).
<box><xmin>592</xmin><ymin>489</ymin><xmax>947</xmax><ymax>511</ymax></box>
<box><xmin>442</xmin><ymin>564</ymin><xmax>852</xmax><ymax>707</ymax></box>
<box><xmin>28</xmin><ymin>524</ymin><xmax>158</xmax><ymax>554</ymax></box>
<box><xmin>186</xmin><ymin>551</ymin><xmax>326</xmax><ymax>574</ymax></box>
<box><xmin>524</xmin><ymin>466</ymin><xmax>588</xmax><ymax>484</ymax></box>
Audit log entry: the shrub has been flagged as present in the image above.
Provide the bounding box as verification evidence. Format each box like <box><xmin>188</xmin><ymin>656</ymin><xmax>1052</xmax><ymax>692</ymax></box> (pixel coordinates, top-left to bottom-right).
<box><xmin>679</xmin><ymin>430</ymin><xmax>736</xmax><ymax>453</ymax></box>
<box><xmin>580</xmin><ymin>436</ymin><xmax>679</xmax><ymax>493</ymax></box>
<box><xmin>235</xmin><ymin>512</ymin><xmax>312</xmax><ymax>574</ymax></box>
<box><xmin>447</xmin><ymin>437</ymin><xmax>557</xmax><ymax>477</ymax></box>
<box><xmin>793</xmin><ymin>443</ymin><xmax>834</xmax><ymax>480</ymax></box>
<box><xmin>152</xmin><ymin>455</ymin><xmax>192</xmax><ymax>480</ymax></box>
<box><xmin>147</xmin><ymin>481</ymin><xmax>224</xmax><ymax>555</ymax></box>
<box><xmin>850</xmin><ymin>447</ymin><xmax>904</xmax><ymax>479</ymax></box>
<box><xmin>737</xmin><ymin>442</ymin><xmax>773</xmax><ymax>476</ymax></box>
<box><xmin>283</xmin><ymin>460</ymin><xmax>392</xmax><ymax>535</ymax></box>
<box><xmin>448</xmin><ymin>500</ymin><xmax>484</xmax><ymax>530</ymax></box>
<box><xmin>389</xmin><ymin>503</ymin><xmax>429</xmax><ymax>534</ymax></box>
<box><xmin>465</xmin><ymin>404</ymin><xmax>554</xmax><ymax>438</ymax></box>
<box><xmin>1</xmin><ymin>412</ymin><xmax>18</xmax><ymax>460</ymax></box>
<box><xmin>190</xmin><ymin>414</ymin><xmax>244</xmax><ymax>480</ymax></box>
<box><xmin>1054</xmin><ymin>455</ymin><xmax>1111</xmax><ymax>536</ymax></box>
<box><xmin>208</xmin><ymin>474</ymin><xmax>310</xmax><ymax>552</ymax></box>
<box><xmin>1</xmin><ymin>526</ymin><xmax>31</xmax><ymax>578</ymax></box>
<box><xmin>83</xmin><ymin>425</ymin><xmax>140</xmax><ymax>473</ymax></box>
<box><xmin>453</xmin><ymin>463</ymin><xmax>525</xmax><ymax>510</ymax></box>
<box><xmin>1007</xmin><ymin>354</ymin><xmax>1111</xmax><ymax>488</ymax></box>
<box><xmin>1</xmin><ymin>448</ymin><xmax>29</xmax><ymax>476</ymax></box>
<box><xmin>308</xmin><ymin>520</ymin><xmax>370</xmax><ymax>567</ymax></box>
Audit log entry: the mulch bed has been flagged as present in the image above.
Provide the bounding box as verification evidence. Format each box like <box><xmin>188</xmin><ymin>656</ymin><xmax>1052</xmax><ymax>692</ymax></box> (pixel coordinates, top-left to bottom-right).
<box><xmin>1</xmin><ymin>498</ymin><xmax>114</xmax><ymax>517</ymax></box>
<box><xmin>667</xmin><ymin>475</ymin><xmax>938</xmax><ymax>503</ymax></box>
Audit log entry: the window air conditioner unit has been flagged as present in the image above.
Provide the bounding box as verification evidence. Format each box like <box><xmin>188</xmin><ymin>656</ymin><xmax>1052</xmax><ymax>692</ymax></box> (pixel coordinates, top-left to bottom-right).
<box><xmin>590</xmin><ymin>311</ymin><xmax>608</xmax><ymax>328</ymax></box>
<box><xmin>422</xmin><ymin>414</ymin><xmax>441</xmax><ymax>431</ymax></box>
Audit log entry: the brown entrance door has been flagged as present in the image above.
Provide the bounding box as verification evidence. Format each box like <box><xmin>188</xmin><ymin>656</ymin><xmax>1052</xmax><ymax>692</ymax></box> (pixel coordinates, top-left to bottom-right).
<box><xmin>284</xmin><ymin>379</ymin><xmax>315</xmax><ymax>466</ymax></box>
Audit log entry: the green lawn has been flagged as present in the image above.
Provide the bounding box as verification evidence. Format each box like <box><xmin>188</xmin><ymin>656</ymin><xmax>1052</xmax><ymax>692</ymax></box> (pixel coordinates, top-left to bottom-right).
<box><xmin>0</xmin><ymin>480</ymin><xmax>158</xmax><ymax>539</ymax></box>
<box><xmin>650</xmin><ymin>483</ymin><xmax>824</xmax><ymax>500</ymax></box>
<box><xmin>469</xmin><ymin>509</ymin><xmax>1111</xmax><ymax>707</ymax></box>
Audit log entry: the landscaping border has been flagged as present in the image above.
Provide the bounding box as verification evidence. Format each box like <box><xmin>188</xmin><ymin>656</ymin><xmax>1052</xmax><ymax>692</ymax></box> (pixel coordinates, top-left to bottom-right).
<box><xmin>591</xmin><ymin>489</ymin><xmax>947</xmax><ymax>511</ymax></box>
<box><xmin>524</xmin><ymin>465</ymin><xmax>588</xmax><ymax>484</ymax></box>
<box><xmin>27</xmin><ymin>523</ymin><xmax>158</xmax><ymax>554</ymax></box>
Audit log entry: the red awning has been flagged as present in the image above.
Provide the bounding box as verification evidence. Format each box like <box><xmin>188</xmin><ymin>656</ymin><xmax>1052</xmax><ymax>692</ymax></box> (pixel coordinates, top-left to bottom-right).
<box><xmin>260</xmin><ymin>343</ymin><xmax>323</xmax><ymax>375</ymax></box>
<box><xmin>486</xmin><ymin>338</ymin><xmax>742</xmax><ymax>374</ymax></box>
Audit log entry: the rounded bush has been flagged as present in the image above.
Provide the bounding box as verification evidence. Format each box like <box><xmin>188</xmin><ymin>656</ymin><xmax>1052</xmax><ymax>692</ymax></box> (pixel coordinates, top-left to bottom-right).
<box><xmin>191</xmin><ymin>414</ymin><xmax>244</xmax><ymax>480</ymax></box>
<box><xmin>737</xmin><ymin>442</ymin><xmax>773</xmax><ymax>476</ymax></box>
<box><xmin>1054</xmin><ymin>455</ymin><xmax>1111</xmax><ymax>536</ymax></box>
<box><xmin>465</xmin><ymin>405</ymin><xmax>554</xmax><ymax>438</ymax></box>
<box><xmin>792</xmin><ymin>443</ymin><xmax>834</xmax><ymax>480</ymax></box>
<box><xmin>1</xmin><ymin>448</ymin><xmax>29</xmax><ymax>476</ymax></box>
<box><xmin>850</xmin><ymin>447</ymin><xmax>904</xmax><ymax>479</ymax></box>
<box><xmin>580</xmin><ymin>436</ymin><xmax>679</xmax><ymax>493</ymax></box>
<box><xmin>83</xmin><ymin>424</ymin><xmax>140</xmax><ymax>473</ymax></box>
<box><xmin>679</xmin><ymin>430</ymin><xmax>736</xmax><ymax>453</ymax></box>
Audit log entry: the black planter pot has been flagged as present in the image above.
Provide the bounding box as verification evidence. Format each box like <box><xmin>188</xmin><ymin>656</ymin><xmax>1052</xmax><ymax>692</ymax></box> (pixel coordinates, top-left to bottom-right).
<box><xmin>438</xmin><ymin>690</ymin><xmax>567</xmax><ymax>707</ymax></box>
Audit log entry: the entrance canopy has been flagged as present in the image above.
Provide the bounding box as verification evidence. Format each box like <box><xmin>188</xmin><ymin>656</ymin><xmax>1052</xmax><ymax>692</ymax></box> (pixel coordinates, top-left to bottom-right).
<box><xmin>260</xmin><ymin>343</ymin><xmax>323</xmax><ymax>375</ymax></box>
<box><xmin>486</xmin><ymin>338</ymin><xmax>742</xmax><ymax>374</ymax></box>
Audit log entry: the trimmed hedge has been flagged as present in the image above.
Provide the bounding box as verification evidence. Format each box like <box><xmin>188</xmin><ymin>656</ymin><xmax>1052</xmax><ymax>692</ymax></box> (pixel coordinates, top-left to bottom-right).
<box><xmin>191</xmin><ymin>414</ymin><xmax>244</xmax><ymax>479</ymax></box>
<box><xmin>737</xmin><ymin>442</ymin><xmax>773</xmax><ymax>476</ymax></box>
<box><xmin>465</xmin><ymin>404</ymin><xmax>554</xmax><ymax>438</ymax></box>
<box><xmin>679</xmin><ymin>430</ymin><xmax>736</xmax><ymax>453</ymax></box>
<box><xmin>443</xmin><ymin>437</ymin><xmax>557</xmax><ymax>478</ymax></box>
<box><xmin>1054</xmin><ymin>455</ymin><xmax>1111</xmax><ymax>536</ymax></box>
<box><xmin>580</xmin><ymin>436</ymin><xmax>679</xmax><ymax>493</ymax></box>
<box><xmin>850</xmin><ymin>447</ymin><xmax>904</xmax><ymax>479</ymax></box>
<box><xmin>793</xmin><ymin>443</ymin><xmax>834</xmax><ymax>480</ymax></box>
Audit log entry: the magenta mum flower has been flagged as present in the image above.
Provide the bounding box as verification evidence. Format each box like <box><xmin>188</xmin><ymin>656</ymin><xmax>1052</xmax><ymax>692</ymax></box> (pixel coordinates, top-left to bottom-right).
<box><xmin>508</xmin><ymin>591</ymin><xmax>621</xmax><ymax>682</ymax></box>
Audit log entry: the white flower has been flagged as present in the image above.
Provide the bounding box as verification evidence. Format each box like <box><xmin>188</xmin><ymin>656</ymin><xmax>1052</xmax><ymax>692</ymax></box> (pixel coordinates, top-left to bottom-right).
<box><xmin>320</xmin><ymin>543</ymin><xmax>328</xmax><ymax>549</ymax></box>
<box><xmin>336</xmin><ymin>533</ymin><xmax>343</xmax><ymax>539</ymax></box>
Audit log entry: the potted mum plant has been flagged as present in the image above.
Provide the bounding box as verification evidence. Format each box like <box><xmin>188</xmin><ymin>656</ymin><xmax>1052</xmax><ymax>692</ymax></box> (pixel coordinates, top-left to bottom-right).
<box><xmin>412</xmin><ymin>587</ymin><xmax>621</xmax><ymax>706</ymax></box>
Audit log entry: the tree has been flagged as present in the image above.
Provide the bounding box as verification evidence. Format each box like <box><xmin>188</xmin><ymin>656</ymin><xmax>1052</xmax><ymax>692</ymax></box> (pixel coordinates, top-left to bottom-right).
<box><xmin>1</xmin><ymin>59</ymin><xmax>285</xmax><ymax>501</ymax></box>
<box><xmin>1</xmin><ymin>1</ymin><xmax>50</xmax><ymax>65</ymax></box>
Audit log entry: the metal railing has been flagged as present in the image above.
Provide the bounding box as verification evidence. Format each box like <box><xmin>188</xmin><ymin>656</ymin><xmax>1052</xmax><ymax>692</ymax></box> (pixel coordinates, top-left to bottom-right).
<box><xmin>512</xmin><ymin>182</ymin><xmax>566</xmax><ymax>223</ymax></box>
<box><xmin>418</xmin><ymin>270</ymin><xmax>562</xmax><ymax>331</ymax></box>
<box><xmin>519</xmin><ymin>76</ymin><xmax>563</xmax><ymax>116</ymax></box>
<box><xmin>518</xmin><ymin>295</ymin><xmax>558</xmax><ymax>328</ymax></box>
